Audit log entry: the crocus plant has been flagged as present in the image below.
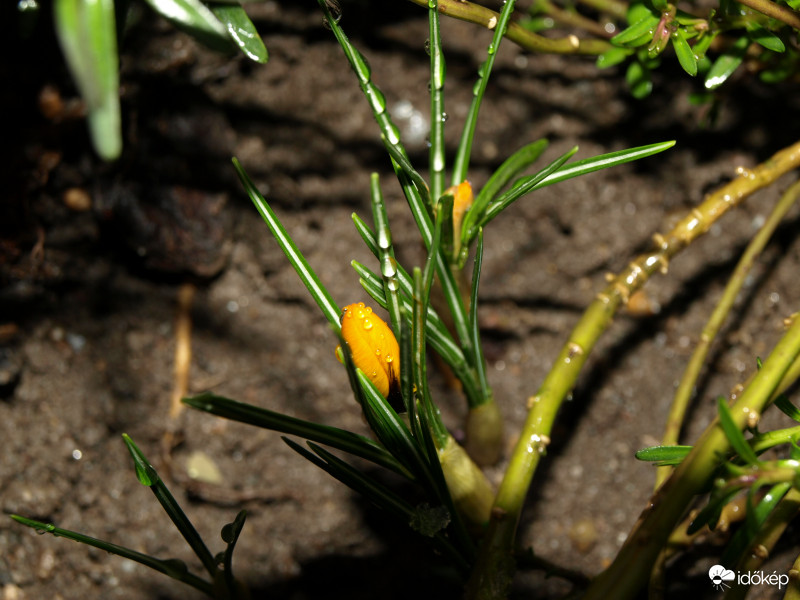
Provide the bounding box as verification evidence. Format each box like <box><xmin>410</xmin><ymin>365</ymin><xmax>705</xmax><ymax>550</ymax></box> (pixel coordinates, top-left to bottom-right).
<box><xmin>13</xmin><ymin>1</ymin><xmax>800</xmax><ymax>599</ymax></box>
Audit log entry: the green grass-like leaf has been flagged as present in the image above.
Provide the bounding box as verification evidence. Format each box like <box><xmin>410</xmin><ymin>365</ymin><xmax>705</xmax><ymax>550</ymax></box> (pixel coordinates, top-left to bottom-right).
<box><xmin>232</xmin><ymin>158</ymin><xmax>340</xmax><ymax>328</ymax></box>
<box><xmin>211</xmin><ymin>4</ymin><xmax>268</xmax><ymax>63</ymax></box>
<box><xmin>122</xmin><ymin>435</ymin><xmax>218</xmax><ymax>576</ymax></box>
<box><xmin>142</xmin><ymin>0</ymin><xmax>233</xmax><ymax>53</ymax></box>
<box><xmin>10</xmin><ymin>515</ymin><xmax>213</xmax><ymax>595</ymax></box>
<box><xmin>717</xmin><ymin>396</ymin><xmax>759</xmax><ymax>465</ymax></box>
<box><xmin>182</xmin><ymin>392</ymin><xmax>408</xmax><ymax>476</ymax></box>
<box><xmin>53</xmin><ymin>0</ymin><xmax>121</xmax><ymax>160</ymax></box>
<box><xmin>775</xmin><ymin>396</ymin><xmax>800</xmax><ymax>422</ymax></box>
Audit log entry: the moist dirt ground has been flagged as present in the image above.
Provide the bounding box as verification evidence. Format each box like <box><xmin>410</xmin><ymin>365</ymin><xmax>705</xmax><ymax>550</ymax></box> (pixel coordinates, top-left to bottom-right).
<box><xmin>3</xmin><ymin>2</ymin><xmax>800</xmax><ymax>599</ymax></box>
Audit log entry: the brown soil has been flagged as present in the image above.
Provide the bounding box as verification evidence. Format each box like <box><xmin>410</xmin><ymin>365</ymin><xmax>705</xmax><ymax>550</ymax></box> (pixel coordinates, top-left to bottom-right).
<box><xmin>3</xmin><ymin>2</ymin><xmax>800</xmax><ymax>599</ymax></box>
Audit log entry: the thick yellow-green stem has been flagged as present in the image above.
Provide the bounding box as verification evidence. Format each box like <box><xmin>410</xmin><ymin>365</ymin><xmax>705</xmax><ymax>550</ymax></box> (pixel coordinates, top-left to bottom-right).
<box><xmin>465</xmin><ymin>140</ymin><xmax>800</xmax><ymax>600</ymax></box>
<box><xmin>657</xmin><ymin>178</ymin><xmax>800</xmax><ymax>488</ymax></box>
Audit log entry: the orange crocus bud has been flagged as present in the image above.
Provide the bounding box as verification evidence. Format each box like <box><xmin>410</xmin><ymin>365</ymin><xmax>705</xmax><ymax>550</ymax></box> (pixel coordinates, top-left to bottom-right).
<box><xmin>447</xmin><ymin>180</ymin><xmax>473</xmax><ymax>256</ymax></box>
<box><xmin>336</xmin><ymin>302</ymin><xmax>402</xmax><ymax>408</ymax></box>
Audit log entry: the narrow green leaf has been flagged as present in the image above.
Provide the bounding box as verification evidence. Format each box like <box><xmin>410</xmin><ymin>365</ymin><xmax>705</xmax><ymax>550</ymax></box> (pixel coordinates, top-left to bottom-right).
<box><xmin>534</xmin><ymin>140</ymin><xmax>675</xmax><ymax>187</ymax></box>
<box><xmin>775</xmin><ymin>396</ymin><xmax>800</xmax><ymax>422</ymax></box>
<box><xmin>746</xmin><ymin>23</ymin><xmax>785</xmax><ymax>53</ymax></box>
<box><xmin>9</xmin><ymin>515</ymin><xmax>213</xmax><ymax>594</ymax></box>
<box><xmin>465</xmin><ymin>139</ymin><xmax>548</xmax><ymax>242</ymax></box>
<box><xmin>356</xmin><ymin>369</ymin><xmax>434</xmax><ymax>482</ymax></box>
<box><xmin>53</xmin><ymin>0</ymin><xmax>121</xmax><ymax>160</ymax></box>
<box><xmin>469</xmin><ymin>231</ymin><xmax>490</xmax><ymax>399</ymax></box>
<box><xmin>141</xmin><ymin>0</ymin><xmax>234</xmax><ymax>54</ymax></box>
<box><xmin>687</xmin><ymin>486</ymin><xmax>743</xmax><ymax>534</ymax></box>
<box><xmin>635</xmin><ymin>445</ymin><xmax>693</xmax><ymax>465</ymax></box>
<box><xmin>122</xmin><ymin>435</ymin><xmax>218</xmax><ymax>576</ymax></box>
<box><xmin>428</xmin><ymin>0</ymin><xmax>446</xmax><ymax>201</ymax></box>
<box><xmin>122</xmin><ymin>433</ymin><xmax>159</xmax><ymax>486</ymax></box>
<box><xmin>672</xmin><ymin>29</ymin><xmax>698</xmax><ymax>76</ymax></box>
<box><xmin>717</xmin><ymin>396</ymin><xmax>759</xmax><ymax>465</ymax></box>
<box><xmin>219</xmin><ymin>509</ymin><xmax>246</xmax><ymax>594</ymax></box>
<box><xmin>285</xmin><ymin>439</ymin><xmax>472</xmax><ymax>573</ymax></box>
<box><xmin>451</xmin><ymin>0</ymin><xmax>519</xmax><ymax>184</ymax></box>
<box><xmin>211</xmin><ymin>4</ymin><xmax>268</xmax><ymax>63</ymax></box>
<box><xmin>705</xmin><ymin>35</ymin><xmax>749</xmax><ymax>90</ymax></box>
<box><xmin>476</xmin><ymin>146</ymin><xmax>577</xmax><ymax>231</ymax></box>
<box><xmin>721</xmin><ymin>482</ymin><xmax>791</xmax><ymax>566</ymax></box>
<box><xmin>611</xmin><ymin>13</ymin><xmax>660</xmax><ymax>47</ymax></box>
<box><xmin>182</xmin><ymin>392</ymin><xmax>408</xmax><ymax>476</ymax></box>
<box><xmin>232</xmin><ymin>158</ymin><xmax>340</xmax><ymax>328</ymax></box>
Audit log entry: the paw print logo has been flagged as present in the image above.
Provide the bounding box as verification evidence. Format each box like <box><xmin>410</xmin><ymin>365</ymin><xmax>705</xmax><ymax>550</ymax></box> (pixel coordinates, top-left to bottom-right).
<box><xmin>708</xmin><ymin>564</ymin><xmax>735</xmax><ymax>591</ymax></box>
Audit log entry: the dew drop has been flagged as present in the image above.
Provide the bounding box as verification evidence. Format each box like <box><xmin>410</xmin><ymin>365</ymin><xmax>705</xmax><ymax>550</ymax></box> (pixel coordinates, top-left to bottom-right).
<box><xmin>378</xmin><ymin>226</ymin><xmax>392</xmax><ymax>249</ymax></box>
<box><xmin>425</xmin><ymin>38</ymin><xmax>431</xmax><ymax>55</ymax></box>
<box><xmin>366</xmin><ymin>87</ymin><xmax>387</xmax><ymax>114</ymax></box>
<box><xmin>487</xmin><ymin>43</ymin><xmax>496</xmax><ymax>55</ymax></box>
<box><xmin>386</xmin><ymin>278</ymin><xmax>400</xmax><ymax>292</ymax></box>
<box><xmin>375</xmin><ymin>348</ymin><xmax>381</xmax><ymax>355</ymax></box>
<box><xmin>381</xmin><ymin>256</ymin><xmax>398</xmax><ymax>278</ymax></box>
<box><xmin>363</xmin><ymin>319</ymin><xmax>374</xmax><ymax>330</ymax></box>
<box><xmin>385</xmin><ymin>124</ymin><xmax>401</xmax><ymax>145</ymax></box>
<box><xmin>386</xmin><ymin>354</ymin><xmax>393</xmax><ymax>363</ymax></box>
<box><xmin>440</xmin><ymin>112</ymin><xmax>448</xmax><ymax>122</ymax></box>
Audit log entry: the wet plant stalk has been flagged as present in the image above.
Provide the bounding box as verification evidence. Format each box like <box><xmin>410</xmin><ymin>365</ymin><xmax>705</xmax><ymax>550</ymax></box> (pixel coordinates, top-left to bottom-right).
<box><xmin>404</xmin><ymin>0</ymin><xmax>612</xmax><ymax>54</ymax></box>
<box><xmin>657</xmin><ymin>177</ymin><xmax>800</xmax><ymax>488</ymax></box>
<box><xmin>466</xmin><ymin>139</ymin><xmax>800</xmax><ymax>599</ymax></box>
<box><xmin>735</xmin><ymin>0</ymin><xmax>800</xmax><ymax>30</ymax></box>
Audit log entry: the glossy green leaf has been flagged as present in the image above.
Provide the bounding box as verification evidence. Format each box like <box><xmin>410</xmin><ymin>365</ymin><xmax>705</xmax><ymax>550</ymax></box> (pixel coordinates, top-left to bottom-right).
<box><xmin>746</xmin><ymin>23</ymin><xmax>785</xmax><ymax>53</ymax></box>
<box><xmin>211</xmin><ymin>4</ymin><xmax>268</xmax><ymax>63</ymax></box>
<box><xmin>545</xmin><ymin>141</ymin><xmax>674</xmax><ymax>183</ymax></box>
<box><xmin>142</xmin><ymin>0</ymin><xmax>233</xmax><ymax>53</ymax></box>
<box><xmin>717</xmin><ymin>396</ymin><xmax>759</xmax><ymax>465</ymax></box>
<box><xmin>53</xmin><ymin>0</ymin><xmax>121</xmax><ymax>160</ymax></box>
<box><xmin>672</xmin><ymin>29</ymin><xmax>698</xmax><ymax>76</ymax></box>
<box><xmin>705</xmin><ymin>35</ymin><xmax>749</xmax><ymax>89</ymax></box>
<box><xmin>611</xmin><ymin>13</ymin><xmax>660</xmax><ymax>47</ymax></box>
<box><xmin>635</xmin><ymin>445</ymin><xmax>692</xmax><ymax>465</ymax></box>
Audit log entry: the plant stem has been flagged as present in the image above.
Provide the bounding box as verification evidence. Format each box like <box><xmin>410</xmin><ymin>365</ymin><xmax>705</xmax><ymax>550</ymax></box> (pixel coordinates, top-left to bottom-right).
<box><xmin>657</xmin><ymin>177</ymin><xmax>800</xmax><ymax>488</ymax></box>
<box><xmin>465</xmin><ymin>139</ymin><xmax>800</xmax><ymax>599</ymax></box>
<box><xmin>736</xmin><ymin>0</ymin><xmax>800</xmax><ymax>30</ymax></box>
<box><xmin>532</xmin><ymin>0</ymin><xmax>615</xmax><ymax>38</ymax></box>
<box><xmin>583</xmin><ymin>315</ymin><xmax>800</xmax><ymax>600</ymax></box>
<box><xmin>404</xmin><ymin>0</ymin><xmax>613</xmax><ymax>55</ymax></box>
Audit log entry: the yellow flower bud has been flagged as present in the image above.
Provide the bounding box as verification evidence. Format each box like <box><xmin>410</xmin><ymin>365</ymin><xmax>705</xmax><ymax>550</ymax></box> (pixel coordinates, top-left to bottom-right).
<box><xmin>336</xmin><ymin>302</ymin><xmax>401</xmax><ymax>405</ymax></box>
<box><xmin>450</xmin><ymin>180</ymin><xmax>473</xmax><ymax>233</ymax></box>
<box><xmin>447</xmin><ymin>180</ymin><xmax>473</xmax><ymax>256</ymax></box>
